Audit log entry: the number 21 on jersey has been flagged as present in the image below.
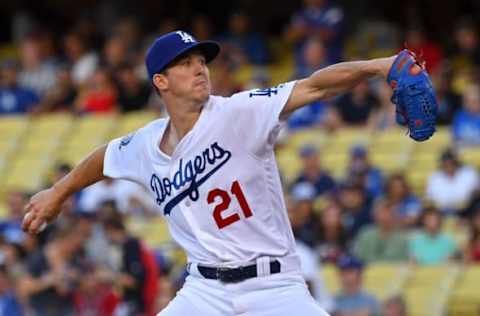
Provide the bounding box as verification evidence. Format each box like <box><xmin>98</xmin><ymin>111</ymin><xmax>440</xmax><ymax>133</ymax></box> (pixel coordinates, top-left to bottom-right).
<box><xmin>207</xmin><ymin>180</ymin><xmax>253</xmax><ymax>229</ymax></box>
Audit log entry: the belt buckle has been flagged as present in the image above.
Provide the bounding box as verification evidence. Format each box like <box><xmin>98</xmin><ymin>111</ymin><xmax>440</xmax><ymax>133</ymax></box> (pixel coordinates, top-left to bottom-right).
<box><xmin>216</xmin><ymin>267</ymin><xmax>231</xmax><ymax>282</ymax></box>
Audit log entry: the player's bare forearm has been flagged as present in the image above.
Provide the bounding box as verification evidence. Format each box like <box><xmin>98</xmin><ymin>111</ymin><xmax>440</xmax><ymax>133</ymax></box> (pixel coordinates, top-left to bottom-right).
<box><xmin>22</xmin><ymin>145</ymin><xmax>107</xmax><ymax>233</ymax></box>
<box><xmin>282</xmin><ymin>56</ymin><xmax>395</xmax><ymax>117</ymax></box>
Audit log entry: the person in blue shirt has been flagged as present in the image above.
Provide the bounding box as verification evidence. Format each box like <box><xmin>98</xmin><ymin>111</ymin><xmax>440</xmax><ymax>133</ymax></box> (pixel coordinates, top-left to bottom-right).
<box><xmin>0</xmin><ymin>60</ymin><xmax>39</xmax><ymax>115</ymax></box>
<box><xmin>0</xmin><ymin>265</ymin><xmax>23</xmax><ymax>316</ymax></box>
<box><xmin>288</xmin><ymin>37</ymin><xmax>330</xmax><ymax>130</ymax></box>
<box><xmin>347</xmin><ymin>145</ymin><xmax>384</xmax><ymax>199</ymax></box>
<box><xmin>452</xmin><ymin>84</ymin><xmax>480</xmax><ymax>146</ymax></box>
<box><xmin>333</xmin><ymin>255</ymin><xmax>379</xmax><ymax>316</ymax></box>
<box><xmin>286</xmin><ymin>0</ymin><xmax>344</xmax><ymax>65</ymax></box>
<box><xmin>293</xmin><ymin>145</ymin><xmax>336</xmax><ymax>197</ymax></box>
<box><xmin>384</xmin><ymin>173</ymin><xmax>422</xmax><ymax>228</ymax></box>
<box><xmin>217</xmin><ymin>11</ymin><xmax>270</xmax><ymax>65</ymax></box>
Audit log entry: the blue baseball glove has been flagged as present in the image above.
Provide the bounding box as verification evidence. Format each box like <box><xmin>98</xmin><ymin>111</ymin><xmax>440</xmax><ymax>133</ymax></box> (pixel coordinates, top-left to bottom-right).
<box><xmin>387</xmin><ymin>49</ymin><xmax>438</xmax><ymax>142</ymax></box>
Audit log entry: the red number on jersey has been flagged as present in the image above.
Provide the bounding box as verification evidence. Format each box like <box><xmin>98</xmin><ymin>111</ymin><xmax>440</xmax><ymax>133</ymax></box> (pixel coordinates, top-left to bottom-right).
<box><xmin>207</xmin><ymin>180</ymin><xmax>253</xmax><ymax>229</ymax></box>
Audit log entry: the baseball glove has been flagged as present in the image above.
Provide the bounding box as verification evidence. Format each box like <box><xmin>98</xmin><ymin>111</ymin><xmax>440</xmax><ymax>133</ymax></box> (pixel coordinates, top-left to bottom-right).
<box><xmin>387</xmin><ymin>49</ymin><xmax>438</xmax><ymax>142</ymax></box>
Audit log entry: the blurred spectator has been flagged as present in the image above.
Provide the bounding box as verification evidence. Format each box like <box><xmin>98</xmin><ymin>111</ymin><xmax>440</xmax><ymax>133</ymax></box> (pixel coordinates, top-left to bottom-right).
<box><xmin>286</xmin><ymin>0</ymin><xmax>344</xmax><ymax>64</ymax></box>
<box><xmin>219</xmin><ymin>11</ymin><xmax>269</xmax><ymax>65</ymax></box>
<box><xmin>0</xmin><ymin>265</ymin><xmax>23</xmax><ymax>316</ymax></box>
<box><xmin>426</xmin><ymin>148</ymin><xmax>479</xmax><ymax>213</ymax></box>
<box><xmin>18</xmin><ymin>34</ymin><xmax>58</xmax><ymax>97</ymax></box>
<box><xmin>112</xmin><ymin>18</ymin><xmax>143</xmax><ymax>53</ymax></box>
<box><xmin>449</xmin><ymin>19</ymin><xmax>480</xmax><ymax>93</ymax></box>
<box><xmin>338</xmin><ymin>181</ymin><xmax>373</xmax><ymax>239</ymax></box>
<box><xmin>452</xmin><ymin>84</ymin><xmax>480</xmax><ymax>146</ymax></box>
<box><xmin>384</xmin><ymin>173</ymin><xmax>422</xmax><ymax>228</ymax></box>
<box><xmin>190</xmin><ymin>14</ymin><xmax>214</xmax><ymax>41</ymax></box>
<box><xmin>382</xmin><ymin>295</ymin><xmax>407</xmax><ymax>316</ymax></box>
<box><xmin>102</xmin><ymin>216</ymin><xmax>159</xmax><ymax>316</ymax></box>
<box><xmin>368</xmin><ymin>81</ymin><xmax>396</xmax><ymax>131</ymax></box>
<box><xmin>347</xmin><ymin>145</ymin><xmax>384</xmax><ymax>199</ymax></box>
<box><xmin>74</xmin><ymin>68</ymin><xmax>117</xmax><ymax>113</ymax></box>
<box><xmin>293</xmin><ymin>145</ymin><xmax>335</xmax><ymax>197</ymax></box>
<box><xmin>288</xmin><ymin>37</ymin><xmax>329</xmax><ymax>130</ymax></box>
<box><xmin>409</xmin><ymin>207</ymin><xmax>457</xmax><ymax>265</ymax></box>
<box><xmin>116</xmin><ymin>62</ymin><xmax>151</xmax><ymax>112</ymax></box>
<box><xmin>295</xmin><ymin>240</ymin><xmax>334</xmax><ymax>312</ymax></box>
<box><xmin>463</xmin><ymin>208</ymin><xmax>480</xmax><ymax>263</ymax></box>
<box><xmin>0</xmin><ymin>60</ymin><xmax>39</xmax><ymax>114</ymax></box>
<box><xmin>432</xmin><ymin>64</ymin><xmax>462</xmax><ymax>125</ymax></box>
<box><xmin>404</xmin><ymin>27</ymin><xmax>443</xmax><ymax>74</ymax></box>
<box><xmin>334</xmin><ymin>81</ymin><xmax>380</xmax><ymax>126</ymax></box>
<box><xmin>353</xmin><ymin>199</ymin><xmax>408</xmax><ymax>263</ymax></box>
<box><xmin>333</xmin><ymin>255</ymin><xmax>379</xmax><ymax>316</ymax></box>
<box><xmin>348</xmin><ymin>15</ymin><xmax>399</xmax><ymax>60</ymax></box>
<box><xmin>102</xmin><ymin>36</ymin><xmax>129</xmax><ymax>71</ymax></box>
<box><xmin>79</xmin><ymin>178</ymin><xmax>155</xmax><ymax>215</ymax></box>
<box><xmin>287</xmin><ymin>182</ymin><xmax>320</xmax><ymax>248</ymax></box>
<box><xmin>210</xmin><ymin>53</ymin><xmax>243</xmax><ymax>97</ymax></box>
<box><xmin>317</xmin><ymin>201</ymin><xmax>348</xmax><ymax>263</ymax></box>
<box><xmin>63</xmin><ymin>31</ymin><xmax>98</xmax><ymax>87</ymax></box>
<box><xmin>0</xmin><ymin>191</ymin><xmax>27</xmax><ymax>246</ymax></box>
<box><xmin>18</xmin><ymin>223</ymin><xmax>89</xmax><ymax>316</ymax></box>
<box><xmin>36</xmin><ymin>65</ymin><xmax>77</xmax><ymax>112</ymax></box>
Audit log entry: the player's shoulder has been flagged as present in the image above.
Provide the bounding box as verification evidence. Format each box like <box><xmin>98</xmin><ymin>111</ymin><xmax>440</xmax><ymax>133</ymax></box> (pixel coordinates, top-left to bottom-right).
<box><xmin>210</xmin><ymin>82</ymin><xmax>295</xmax><ymax>107</ymax></box>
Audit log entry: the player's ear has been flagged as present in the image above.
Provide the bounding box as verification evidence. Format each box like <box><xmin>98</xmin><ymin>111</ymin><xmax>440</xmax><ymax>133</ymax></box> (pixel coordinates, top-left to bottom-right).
<box><xmin>153</xmin><ymin>73</ymin><xmax>168</xmax><ymax>92</ymax></box>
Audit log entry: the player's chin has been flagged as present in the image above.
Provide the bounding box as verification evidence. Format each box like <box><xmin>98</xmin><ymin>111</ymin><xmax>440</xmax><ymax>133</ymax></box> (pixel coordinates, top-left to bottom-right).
<box><xmin>193</xmin><ymin>86</ymin><xmax>210</xmax><ymax>102</ymax></box>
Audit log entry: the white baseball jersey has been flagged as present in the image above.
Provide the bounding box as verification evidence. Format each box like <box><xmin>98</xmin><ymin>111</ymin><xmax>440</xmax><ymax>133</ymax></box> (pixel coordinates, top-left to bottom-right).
<box><xmin>103</xmin><ymin>81</ymin><xmax>298</xmax><ymax>266</ymax></box>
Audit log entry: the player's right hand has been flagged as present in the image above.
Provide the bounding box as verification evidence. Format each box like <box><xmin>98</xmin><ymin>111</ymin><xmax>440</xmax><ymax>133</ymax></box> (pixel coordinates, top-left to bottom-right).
<box><xmin>22</xmin><ymin>187</ymin><xmax>64</xmax><ymax>234</ymax></box>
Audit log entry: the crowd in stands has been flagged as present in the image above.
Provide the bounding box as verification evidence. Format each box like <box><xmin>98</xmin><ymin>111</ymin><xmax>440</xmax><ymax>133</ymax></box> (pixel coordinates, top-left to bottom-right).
<box><xmin>0</xmin><ymin>0</ymin><xmax>480</xmax><ymax>315</ymax></box>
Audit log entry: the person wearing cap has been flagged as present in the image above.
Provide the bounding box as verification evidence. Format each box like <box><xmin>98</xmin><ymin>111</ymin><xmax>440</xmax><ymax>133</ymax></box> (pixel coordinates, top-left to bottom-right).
<box><xmin>347</xmin><ymin>144</ymin><xmax>384</xmax><ymax>199</ymax></box>
<box><xmin>333</xmin><ymin>255</ymin><xmax>379</xmax><ymax>316</ymax></box>
<box><xmin>294</xmin><ymin>144</ymin><xmax>336</xmax><ymax>197</ymax></box>
<box><xmin>23</xmin><ymin>29</ymin><xmax>399</xmax><ymax>316</ymax></box>
<box><xmin>0</xmin><ymin>59</ymin><xmax>39</xmax><ymax>114</ymax></box>
<box><xmin>288</xmin><ymin>182</ymin><xmax>321</xmax><ymax>247</ymax></box>
<box><xmin>426</xmin><ymin>148</ymin><xmax>479</xmax><ymax>214</ymax></box>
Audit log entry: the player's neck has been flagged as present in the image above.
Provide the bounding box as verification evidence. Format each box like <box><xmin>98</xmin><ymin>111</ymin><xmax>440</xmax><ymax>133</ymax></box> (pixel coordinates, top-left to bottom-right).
<box><xmin>161</xmin><ymin>98</ymin><xmax>204</xmax><ymax>155</ymax></box>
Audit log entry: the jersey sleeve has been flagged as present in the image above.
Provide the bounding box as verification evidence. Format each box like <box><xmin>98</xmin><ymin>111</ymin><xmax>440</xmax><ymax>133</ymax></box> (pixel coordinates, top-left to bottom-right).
<box><xmin>103</xmin><ymin>130</ymin><xmax>145</xmax><ymax>183</ymax></box>
<box><xmin>227</xmin><ymin>81</ymin><xmax>297</xmax><ymax>156</ymax></box>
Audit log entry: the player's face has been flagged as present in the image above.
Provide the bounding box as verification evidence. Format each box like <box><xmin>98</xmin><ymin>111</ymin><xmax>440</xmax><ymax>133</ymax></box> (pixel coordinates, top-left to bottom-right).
<box><xmin>164</xmin><ymin>52</ymin><xmax>211</xmax><ymax>103</ymax></box>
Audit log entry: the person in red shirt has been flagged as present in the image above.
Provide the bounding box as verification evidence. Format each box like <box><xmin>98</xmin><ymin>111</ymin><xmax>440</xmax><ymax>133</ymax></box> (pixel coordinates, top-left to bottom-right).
<box><xmin>404</xmin><ymin>27</ymin><xmax>443</xmax><ymax>75</ymax></box>
<box><xmin>464</xmin><ymin>209</ymin><xmax>480</xmax><ymax>263</ymax></box>
<box><xmin>75</xmin><ymin>68</ymin><xmax>117</xmax><ymax>113</ymax></box>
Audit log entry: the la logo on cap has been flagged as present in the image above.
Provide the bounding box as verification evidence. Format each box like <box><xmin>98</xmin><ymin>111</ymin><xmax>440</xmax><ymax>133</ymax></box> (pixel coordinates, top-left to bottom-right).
<box><xmin>176</xmin><ymin>31</ymin><xmax>195</xmax><ymax>44</ymax></box>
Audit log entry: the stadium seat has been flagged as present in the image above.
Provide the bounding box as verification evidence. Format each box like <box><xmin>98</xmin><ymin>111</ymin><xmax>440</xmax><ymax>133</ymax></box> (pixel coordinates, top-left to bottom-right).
<box><xmin>448</xmin><ymin>265</ymin><xmax>480</xmax><ymax>316</ymax></box>
<box><xmin>363</xmin><ymin>263</ymin><xmax>408</xmax><ymax>300</ymax></box>
<box><xmin>403</xmin><ymin>265</ymin><xmax>460</xmax><ymax>316</ymax></box>
<box><xmin>110</xmin><ymin>110</ymin><xmax>159</xmax><ymax>138</ymax></box>
<box><xmin>321</xmin><ymin>264</ymin><xmax>340</xmax><ymax>294</ymax></box>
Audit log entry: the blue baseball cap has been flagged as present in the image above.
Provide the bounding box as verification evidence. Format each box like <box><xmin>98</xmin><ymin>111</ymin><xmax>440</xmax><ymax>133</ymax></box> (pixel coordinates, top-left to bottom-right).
<box><xmin>337</xmin><ymin>255</ymin><xmax>364</xmax><ymax>270</ymax></box>
<box><xmin>145</xmin><ymin>30</ymin><xmax>220</xmax><ymax>80</ymax></box>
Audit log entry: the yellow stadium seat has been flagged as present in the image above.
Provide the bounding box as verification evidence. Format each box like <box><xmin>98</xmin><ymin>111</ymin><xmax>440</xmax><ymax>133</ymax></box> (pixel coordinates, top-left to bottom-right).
<box><xmin>403</xmin><ymin>265</ymin><xmax>460</xmax><ymax>316</ymax></box>
<box><xmin>0</xmin><ymin>115</ymin><xmax>28</xmax><ymax>141</ymax></box>
<box><xmin>321</xmin><ymin>264</ymin><xmax>339</xmax><ymax>294</ymax></box>
<box><xmin>287</xmin><ymin>129</ymin><xmax>329</xmax><ymax>150</ymax></box>
<box><xmin>459</xmin><ymin>147</ymin><xmax>480</xmax><ymax>169</ymax></box>
<box><xmin>110</xmin><ymin>111</ymin><xmax>159</xmax><ymax>138</ymax></box>
<box><xmin>127</xmin><ymin>216</ymin><xmax>172</xmax><ymax>247</ymax></box>
<box><xmin>448</xmin><ymin>265</ymin><xmax>480</xmax><ymax>316</ymax></box>
<box><xmin>363</xmin><ymin>264</ymin><xmax>408</xmax><ymax>300</ymax></box>
<box><xmin>3</xmin><ymin>157</ymin><xmax>51</xmax><ymax>191</ymax></box>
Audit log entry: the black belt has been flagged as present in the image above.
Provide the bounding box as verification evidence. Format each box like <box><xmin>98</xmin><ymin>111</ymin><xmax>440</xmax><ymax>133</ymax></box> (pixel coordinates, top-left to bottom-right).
<box><xmin>197</xmin><ymin>260</ymin><xmax>281</xmax><ymax>283</ymax></box>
